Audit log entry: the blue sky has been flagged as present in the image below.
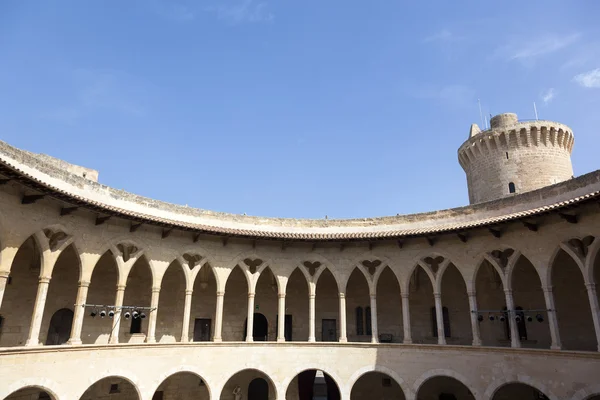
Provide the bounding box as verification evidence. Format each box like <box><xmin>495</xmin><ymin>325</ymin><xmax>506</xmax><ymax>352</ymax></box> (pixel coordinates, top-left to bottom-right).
<box><xmin>1</xmin><ymin>1</ymin><xmax>599</xmax><ymax>219</ymax></box>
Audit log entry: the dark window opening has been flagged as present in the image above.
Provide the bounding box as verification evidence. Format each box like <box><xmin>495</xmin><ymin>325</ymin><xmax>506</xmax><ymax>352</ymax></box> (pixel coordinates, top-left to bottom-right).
<box><xmin>506</xmin><ymin>152</ymin><xmax>509</xmax><ymax>159</ymax></box>
<box><xmin>431</xmin><ymin>306</ymin><xmax>451</xmax><ymax>338</ymax></box>
<box><xmin>109</xmin><ymin>384</ymin><xmax>120</xmax><ymax>394</ymax></box>
<box><xmin>365</xmin><ymin>307</ymin><xmax>372</xmax><ymax>336</ymax></box>
<box><xmin>382</xmin><ymin>378</ymin><xmax>392</xmax><ymax>387</ymax></box>
<box><xmin>130</xmin><ymin>317</ymin><xmax>142</xmax><ymax>334</ymax></box>
<box><xmin>38</xmin><ymin>393</ymin><xmax>50</xmax><ymax>400</ymax></box>
<box><xmin>508</xmin><ymin>182</ymin><xmax>516</xmax><ymax>193</ymax></box>
<box><xmin>355</xmin><ymin>307</ymin><xmax>364</xmax><ymax>335</ymax></box>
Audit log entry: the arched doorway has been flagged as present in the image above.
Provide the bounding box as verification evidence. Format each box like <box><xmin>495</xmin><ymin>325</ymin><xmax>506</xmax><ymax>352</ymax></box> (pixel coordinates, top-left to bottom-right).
<box><xmin>245</xmin><ymin>313</ymin><xmax>268</xmax><ymax>341</ymax></box>
<box><xmin>492</xmin><ymin>383</ymin><xmax>549</xmax><ymax>400</ymax></box>
<box><xmin>220</xmin><ymin>369</ymin><xmax>275</xmax><ymax>400</ymax></box>
<box><xmin>45</xmin><ymin>308</ymin><xmax>74</xmax><ymax>345</ymax></box>
<box><xmin>286</xmin><ymin>369</ymin><xmax>341</xmax><ymax>400</ymax></box>
<box><xmin>351</xmin><ymin>371</ymin><xmax>405</xmax><ymax>400</ymax></box>
<box><xmin>248</xmin><ymin>378</ymin><xmax>269</xmax><ymax>400</ymax></box>
<box><xmin>416</xmin><ymin>376</ymin><xmax>474</xmax><ymax>400</ymax></box>
<box><xmin>5</xmin><ymin>387</ymin><xmax>54</xmax><ymax>400</ymax></box>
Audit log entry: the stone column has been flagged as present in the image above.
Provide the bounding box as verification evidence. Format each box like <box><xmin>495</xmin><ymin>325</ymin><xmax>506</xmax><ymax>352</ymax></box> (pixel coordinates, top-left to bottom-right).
<box><xmin>370</xmin><ymin>293</ymin><xmax>378</xmax><ymax>344</ymax></box>
<box><xmin>277</xmin><ymin>293</ymin><xmax>286</xmax><ymax>342</ymax></box>
<box><xmin>67</xmin><ymin>280</ymin><xmax>91</xmax><ymax>345</ymax></box>
<box><xmin>338</xmin><ymin>292</ymin><xmax>347</xmax><ymax>343</ymax></box>
<box><xmin>402</xmin><ymin>293</ymin><xmax>412</xmax><ymax>344</ymax></box>
<box><xmin>109</xmin><ymin>284</ymin><xmax>126</xmax><ymax>344</ymax></box>
<box><xmin>146</xmin><ymin>286</ymin><xmax>160</xmax><ymax>343</ymax></box>
<box><xmin>585</xmin><ymin>283</ymin><xmax>600</xmax><ymax>352</ymax></box>
<box><xmin>308</xmin><ymin>293</ymin><xmax>316</xmax><ymax>342</ymax></box>
<box><xmin>434</xmin><ymin>292</ymin><xmax>446</xmax><ymax>345</ymax></box>
<box><xmin>467</xmin><ymin>291</ymin><xmax>482</xmax><ymax>346</ymax></box>
<box><xmin>25</xmin><ymin>277</ymin><xmax>51</xmax><ymax>346</ymax></box>
<box><xmin>0</xmin><ymin>271</ymin><xmax>9</xmax><ymax>312</ymax></box>
<box><xmin>542</xmin><ymin>286</ymin><xmax>561</xmax><ymax>350</ymax></box>
<box><xmin>246</xmin><ymin>292</ymin><xmax>255</xmax><ymax>342</ymax></box>
<box><xmin>504</xmin><ymin>289</ymin><xmax>521</xmax><ymax>348</ymax></box>
<box><xmin>181</xmin><ymin>289</ymin><xmax>193</xmax><ymax>343</ymax></box>
<box><xmin>213</xmin><ymin>291</ymin><xmax>224</xmax><ymax>342</ymax></box>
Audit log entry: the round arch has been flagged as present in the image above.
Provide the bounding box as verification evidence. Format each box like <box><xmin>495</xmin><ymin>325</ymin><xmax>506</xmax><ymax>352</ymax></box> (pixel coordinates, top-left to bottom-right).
<box><xmin>219</xmin><ymin>368</ymin><xmax>277</xmax><ymax>400</ymax></box>
<box><xmin>1</xmin><ymin>380</ymin><xmax>62</xmax><ymax>400</ymax></box>
<box><xmin>76</xmin><ymin>373</ymin><xmax>142</xmax><ymax>400</ymax></box>
<box><xmin>484</xmin><ymin>377</ymin><xmax>558</xmax><ymax>400</ymax></box>
<box><xmin>283</xmin><ymin>367</ymin><xmax>343</xmax><ymax>400</ymax></box>
<box><xmin>347</xmin><ymin>365</ymin><xmax>412</xmax><ymax>400</ymax></box>
<box><xmin>149</xmin><ymin>369</ymin><xmax>211</xmax><ymax>400</ymax></box>
<box><xmin>414</xmin><ymin>369</ymin><xmax>479</xmax><ymax>400</ymax></box>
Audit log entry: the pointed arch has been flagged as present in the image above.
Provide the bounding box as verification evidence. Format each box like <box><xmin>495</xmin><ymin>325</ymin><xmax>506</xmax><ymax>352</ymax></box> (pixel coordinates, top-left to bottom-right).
<box><xmin>156</xmin><ymin>259</ymin><xmax>187</xmax><ymax>343</ymax></box>
<box><xmin>189</xmin><ymin>260</ymin><xmax>218</xmax><ymax>342</ymax></box>
<box><xmin>286</xmin><ymin>267</ymin><xmax>310</xmax><ymax>341</ymax></box>
<box><xmin>223</xmin><ymin>265</ymin><xmax>249</xmax><ymax>341</ymax></box>
<box><xmin>407</xmin><ymin>263</ymin><xmax>436</xmax><ymax>343</ymax></box>
<box><xmin>439</xmin><ymin>262</ymin><xmax>471</xmax><ymax>345</ymax></box>
<box><xmin>346</xmin><ymin>267</ymin><xmax>371</xmax><ymax>341</ymax></box>
<box><xmin>376</xmin><ymin>266</ymin><xmax>403</xmax><ymax>343</ymax></box>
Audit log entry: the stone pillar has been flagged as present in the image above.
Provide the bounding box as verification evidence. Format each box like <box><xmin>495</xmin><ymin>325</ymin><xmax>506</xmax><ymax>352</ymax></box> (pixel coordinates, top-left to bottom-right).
<box><xmin>25</xmin><ymin>277</ymin><xmax>51</xmax><ymax>346</ymax></box>
<box><xmin>504</xmin><ymin>289</ymin><xmax>521</xmax><ymax>348</ymax></box>
<box><xmin>246</xmin><ymin>292</ymin><xmax>255</xmax><ymax>342</ymax></box>
<box><xmin>467</xmin><ymin>291</ymin><xmax>482</xmax><ymax>346</ymax></box>
<box><xmin>434</xmin><ymin>292</ymin><xmax>446</xmax><ymax>345</ymax></box>
<box><xmin>213</xmin><ymin>291</ymin><xmax>224</xmax><ymax>342</ymax></box>
<box><xmin>67</xmin><ymin>280</ymin><xmax>91</xmax><ymax>345</ymax></box>
<box><xmin>370</xmin><ymin>293</ymin><xmax>378</xmax><ymax>344</ymax></box>
<box><xmin>0</xmin><ymin>271</ymin><xmax>9</xmax><ymax>312</ymax></box>
<box><xmin>402</xmin><ymin>293</ymin><xmax>412</xmax><ymax>344</ymax></box>
<box><xmin>181</xmin><ymin>289</ymin><xmax>193</xmax><ymax>343</ymax></box>
<box><xmin>109</xmin><ymin>284</ymin><xmax>126</xmax><ymax>344</ymax></box>
<box><xmin>585</xmin><ymin>283</ymin><xmax>600</xmax><ymax>352</ymax></box>
<box><xmin>308</xmin><ymin>293</ymin><xmax>316</xmax><ymax>342</ymax></box>
<box><xmin>338</xmin><ymin>292</ymin><xmax>347</xmax><ymax>343</ymax></box>
<box><xmin>542</xmin><ymin>286</ymin><xmax>561</xmax><ymax>350</ymax></box>
<box><xmin>277</xmin><ymin>293</ymin><xmax>286</xmax><ymax>342</ymax></box>
<box><xmin>146</xmin><ymin>286</ymin><xmax>160</xmax><ymax>343</ymax></box>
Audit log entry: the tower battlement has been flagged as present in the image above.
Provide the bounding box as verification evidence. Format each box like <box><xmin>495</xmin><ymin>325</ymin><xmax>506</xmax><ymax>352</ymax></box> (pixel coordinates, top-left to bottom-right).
<box><xmin>458</xmin><ymin>113</ymin><xmax>574</xmax><ymax>204</ymax></box>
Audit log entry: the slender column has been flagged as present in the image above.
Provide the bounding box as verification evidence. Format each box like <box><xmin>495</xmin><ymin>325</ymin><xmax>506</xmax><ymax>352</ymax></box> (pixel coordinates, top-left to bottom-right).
<box><xmin>246</xmin><ymin>292</ymin><xmax>255</xmax><ymax>342</ymax></box>
<box><xmin>0</xmin><ymin>271</ymin><xmax>9</xmax><ymax>311</ymax></box>
<box><xmin>25</xmin><ymin>277</ymin><xmax>51</xmax><ymax>346</ymax></box>
<box><xmin>504</xmin><ymin>289</ymin><xmax>521</xmax><ymax>348</ymax></box>
<box><xmin>277</xmin><ymin>293</ymin><xmax>286</xmax><ymax>342</ymax></box>
<box><xmin>67</xmin><ymin>280</ymin><xmax>91</xmax><ymax>345</ymax></box>
<box><xmin>370</xmin><ymin>293</ymin><xmax>378</xmax><ymax>343</ymax></box>
<box><xmin>401</xmin><ymin>293</ymin><xmax>412</xmax><ymax>344</ymax></box>
<box><xmin>109</xmin><ymin>284</ymin><xmax>126</xmax><ymax>344</ymax></box>
<box><xmin>0</xmin><ymin>247</ymin><xmax>18</xmax><ymax>310</ymax></box>
<box><xmin>338</xmin><ymin>292</ymin><xmax>347</xmax><ymax>342</ymax></box>
<box><xmin>542</xmin><ymin>286</ymin><xmax>561</xmax><ymax>350</ymax></box>
<box><xmin>213</xmin><ymin>291</ymin><xmax>224</xmax><ymax>342</ymax></box>
<box><xmin>181</xmin><ymin>289</ymin><xmax>193</xmax><ymax>343</ymax></box>
<box><xmin>585</xmin><ymin>283</ymin><xmax>600</xmax><ymax>352</ymax></box>
<box><xmin>146</xmin><ymin>286</ymin><xmax>160</xmax><ymax>343</ymax></box>
<box><xmin>308</xmin><ymin>293</ymin><xmax>316</xmax><ymax>342</ymax></box>
<box><xmin>434</xmin><ymin>292</ymin><xmax>446</xmax><ymax>345</ymax></box>
<box><xmin>467</xmin><ymin>291</ymin><xmax>482</xmax><ymax>346</ymax></box>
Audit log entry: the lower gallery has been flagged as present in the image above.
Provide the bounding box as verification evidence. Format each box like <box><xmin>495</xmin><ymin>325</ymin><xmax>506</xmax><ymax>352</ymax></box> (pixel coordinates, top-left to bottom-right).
<box><xmin>0</xmin><ymin>133</ymin><xmax>600</xmax><ymax>400</ymax></box>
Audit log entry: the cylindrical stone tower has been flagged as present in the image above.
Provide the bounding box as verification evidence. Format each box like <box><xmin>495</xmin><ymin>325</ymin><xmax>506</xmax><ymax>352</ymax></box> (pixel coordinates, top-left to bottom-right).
<box><xmin>458</xmin><ymin>112</ymin><xmax>575</xmax><ymax>204</ymax></box>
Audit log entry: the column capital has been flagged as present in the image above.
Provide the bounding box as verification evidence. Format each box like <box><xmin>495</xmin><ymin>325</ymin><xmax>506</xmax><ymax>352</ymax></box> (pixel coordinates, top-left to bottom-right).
<box><xmin>433</xmin><ymin>292</ymin><xmax>442</xmax><ymax>299</ymax></box>
<box><xmin>585</xmin><ymin>283</ymin><xmax>597</xmax><ymax>290</ymax></box>
<box><xmin>117</xmin><ymin>284</ymin><xmax>126</xmax><ymax>291</ymax></box>
<box><xmin>401</xmin><ymin>292</ymin><xmax>410</xmax><ymax>299</ymax></box>
<box><xmin>370</xmin><ymin>293</ymin><xmax>377</xmax><ymax>300</ymax></box>
<box><xmin>278</xmin><ymin>293</ymin><xmax>286</xmax><ymax>299</ymax></box>
<box><xmin>217</xmin><ymin>291</ymin><xmax>225</xmax><ymax>297</ymax></box>
<box><xmin>503</xmin><ymin>289</ymin><xmax>513</xmax><ymax>295</ymax></box>
<box><xmin>39</xmin><ymin>276</ymin><xmax>51</xmax><ymax>284</ymax></box>
<box><xmin>152</xmin><ymin>286</ymin><xmax>161</xmax><ymax>293</ymax></box>
<box><xmin>248</xmin><ymin>292</ymin><xmax>255</xmax><ymax>298</ymax></box>
<box><xmin>338</xmin><ymin>292</ymin><xmax>346</xmax><ymax>299</ymax></box>
<box><xmin>542</xmin><ymin>285</ymin><xmax>554</xmax><ymax>293</ymax></box>
<box><xmin>78</xmin><ymin>280</ymin><xmax>91</xmax><ymax>288</ymax></box>
<box><xmin>467</xmin><ymin>290</ymin><xmax>477</xmax><ymax>297</ymax></box>
<box><xmin>185</xmin><ymin>289</ymin><xmax>193</xmax><ymax>295</ymax></box>
<box><xmin>309</xmin><ymin>294</ymin><xmax>316</xmax><ymax>300</ymax></box>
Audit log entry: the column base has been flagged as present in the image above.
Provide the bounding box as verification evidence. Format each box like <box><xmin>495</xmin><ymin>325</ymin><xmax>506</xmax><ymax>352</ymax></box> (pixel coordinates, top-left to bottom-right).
<box><xmin>403</xmin><ymin>339</ymin><xmax>412</xmax><ymax>344</ymax></box>
<box><xmin>338</xmin><ymin>337</ymin><xmax>347</xmax><ymax>343</ymax></box>
<box><xmin>67</xmin><ymin>338</ymin><xmax>82</xmax><ymax>346</ymax></box>
<box><xmin>308</xmin><ymin>337</ymin><xmax>316</xmax><ymax>342</ymax></box>
<box><xmin>25</xmin><ymin>339</ymin><xmax>41</xmax><ymax>347</ymax></box>
<box><xmin>277</xmin><ymin>338</ymin><xmax>285</xmax><ymax>342</ymax></box>
<box><xmin>550</xmin><ymin>344</ymin><xmax>561</xmax><ymax>350</ymax></box>
<box><xmin>246</xmin><ymin>337</ymin><xmax>254</xmax><ymax>343</ymax></box>
<box><xmin>146</xmin><ymin>338</ymin><xmax>156</xmax><ymax>344</ymax></box>
<box><xmin>212</xmin><ymin>337</ymin><xmax>222</xmax><ymax>342</ymax></box>
<box><xmin>472</xmin><ymin>340</ymin><xmax>482</xmax><ymax>346</ymax></box>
